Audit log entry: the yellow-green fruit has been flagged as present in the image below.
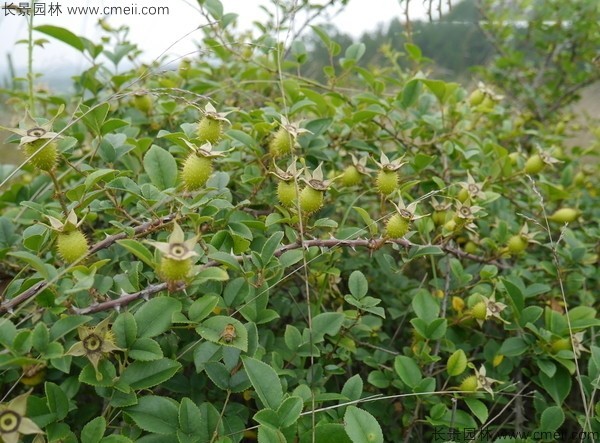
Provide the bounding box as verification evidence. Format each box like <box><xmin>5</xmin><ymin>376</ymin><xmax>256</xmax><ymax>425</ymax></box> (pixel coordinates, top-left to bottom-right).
<box><xmin>551</xmin><ymin>338</ymin><xmax>571</xmax><ymax>353</ymax></box>
<box><xmin>481</xmin><ymin>96</ymin><xmax>494</xmax><ymax>109</ymax></box>
<box><xmin>548</xmin><ymin>208</ymin><xmax>580</xmax><ymax>223</ymax></box>
<box><xmin>299</xmin><ymin>187</ymin><xmax>324</xmax><ymax>214</ymax></box>
<box><xmin>470</xmin><ymin>301</ymin><xmax>487</xmax><ymax>320</ymax></box>
<box><xmin>464</xmin><ymin>241</ymin><xmax>478</xmax><ymax>254</ymax></box>
<box><xmin>459</xmin><ymin>375</ymin><xmax>478</xmax><ymax>392</ymax></box>
<box><xmin>182</xmin><ymin>154</ymin><xmax>212</xmax><ymax>190</ymax></box>
<box><xmin>376</xmin><ymin>170</ymin><xmax>398</xmax><ymax>195</ymax></box>
<box><xmin>197</xmin><ymin>117</ymin><xmax>223</xmax><ymax>144</ymax></box>
<box><xmin>457</xmin><ymin>188</ymin><xmax>469</xmax><ymax>203</ymax></box>
<box><xmin>133</xmin><ymin>94</ymin><xmax>153</xmax><ymax>114</ymax></box>
<box><xmin>269</xmin><ymin>127</ymin><xmax>293</xmax><ymax>157</ymax></box>
<box><xmin>507</xmin><ymin>235</ymin><xmax>528</xmax><ymax>255</ymax></box>
<box><xmin>508</xmin><ymin>152</ymin><xmax>520</xmax><ymax>165</ymax></box>
<box><xmin>341</xmin><ymin>165</ymin><xmax>362</xmax><ymax>187</ymax></box>
<box><xmin>432</xmin><ymin>211</ymin><xmax>447</xmax><ymax>226</ymax></box>
<box><xmin>160</xmin><ymin>257</ymin><xmax>191</xmax><ymax>282</ymax></box>
<box><xmin>573</xmin><ymin>171</ymin><xmax>586</xmax><ymax>186</ymax></box>
<box><xmin>23</xmin><ymin>139</ymin><xmax>58</xmax><ymax>171</ymax></box>
<box><xmin>443</xmin><ymin>219</ymin><xmax>457</xmax><ymax>232</ymax></box>
<box><xmin>277</xmin><ymin>180</ymin><xmax>298</xmax><ymax>207</ymax></box>
<box><xmin>469</xmin><ymin>89</ymin><xmax>485</xmax><ymax>107</ymax></box>
<box><xmin>385</xmin><ymin>214</ymin><xmax>409</xmax><ymax>239</ymax></box>
<box><xmin>524</xmin><ymin>154</ymin><xmax>545</xmax><ymax>174</ymax></box>
<box><xmin>57</xmin><ymin>229</ymin><xmax>88</xmax><ymax>263</ymax></box>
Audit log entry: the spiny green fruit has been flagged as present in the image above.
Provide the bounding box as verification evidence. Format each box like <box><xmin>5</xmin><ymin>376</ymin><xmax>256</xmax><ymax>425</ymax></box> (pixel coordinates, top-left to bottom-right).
<box><xmin>182</xmin><ymin>154</ymin><xmax>212</xmax><ymax>190</ymax></box>
<box><xmin>341</xmin><ymin>165</ymin><xmax>362</xmax><ymax>187</ymax></box>
<box><xmin>550</xmin><ymin>338</ymin><xmax>571</xmax><ymax>353</ymax></box>
<box><xmin>470</xmin><ymin>301</ymin><xmax>487</xmax><ymax>320</ymax></box>
<box><xmin>507</xmin><ymin>235</ymin><xmax>528</xmax><ymax>255</ymax></box>
<box><xmin>299</xmin><ymin>186</ymin><xmax>324</xmax><ymax>214</ymax></box>
<box><xmin>385</xmin><ymin>214</ymin><xmax>409</xmax><ymax>239</ymax></box>
<box><xmin>269</xmin><ymin>127</ymin><xmax>293</xmax><ymax>157</ymax></box>
<box><xmin>197</xmin><ymin>117</ymin><xmax>223</xmax><ymax>144</ymax></box>
<box><xmin>277</xmin><ymin>180</ymin><xmax>298</xmax><ymax>207</ymax></box>
<box><xmin>459</xmin><ymin>375</ymin><xmax>478</xmax><ymax>392</ymax></box>
<box><xmin>548</xmin><ymin>207</ymin><xmax>580</xmax><ymax>223</ymax></box>
<box><xmin>23</xmin><ymin>139</ymin><xmax>58</xmax><ymax>171</ymax></box>
<box><xmin>57</xmin><ymin>229</ymin><xmax>88</xmax><ymax>263</ymax></box>
<box><xmin>376</xmin><ymin>170</ymin><xmax>398</xmax><ymax>195</ymax></box>
<box><xmin>133</xmin><ymin>94</ymin><xmax>153</xmax><ymax>114</ymax></box>
<box><xmin>524</xmin><ymin>154</ymin><xmax>545</xmax><ymax>174</ymax></box>
<box><xmin>160</xmin><ymin>257</ymin><xmax>192</xmax><ymax>282</ymax></box>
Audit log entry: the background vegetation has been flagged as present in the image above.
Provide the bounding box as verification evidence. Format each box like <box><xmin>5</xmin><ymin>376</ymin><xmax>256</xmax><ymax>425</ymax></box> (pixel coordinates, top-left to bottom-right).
<box><xmin>0</xmin><ymin>0</ymin><xmax>599</xmax><ymax>442</ymax></box>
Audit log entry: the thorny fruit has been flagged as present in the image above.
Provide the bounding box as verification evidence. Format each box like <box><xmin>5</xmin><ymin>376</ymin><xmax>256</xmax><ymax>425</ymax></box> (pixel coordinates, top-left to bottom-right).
<box><xmin>182</xmin><ymin>154</ymin><xmax>213</xmax><ymax>190</ymax></box>
<box><xmin>57</xmin><ymin>229</ymin><xmax>89</xmax><ymax>263</ymax></box>
<box><xmin>22</xmin><ymin>138</ymin><xmax>58</xmax><ymax>171</ymax></box>
<box><xmin>470</xmin><ymin>302</ymin><xmax>487</xmax><ymax>320</ymax></box>
<box><xmin>376</xmin><ymin>170</ymin><xmax>398</xmax><ymax>196</ymax></box>
<box><xmin>299</xmin><ymin>186</ymin><xmax>324</xmax><ymax>214</ymax></box>
<box><xmin>459</xmin><ymin>375</ymin><xmax>478</xmax><ymax>392</ymax></box>
<box><xmin>277</xmin><ymin>180</ymin><xmax>298</xmax><ymax>207</ymax></box>
<box><xmin>269</xmin><ymin>126</ymin><xmax>294</xmax><ymax>157</ymax></box>
<box><xmin>385</xmin><ymin>214</ymin><xmax>409</xmax><ymax>239</ymax></box>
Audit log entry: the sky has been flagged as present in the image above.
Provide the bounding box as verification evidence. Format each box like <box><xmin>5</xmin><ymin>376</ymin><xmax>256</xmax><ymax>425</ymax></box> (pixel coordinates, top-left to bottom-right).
<box><xmin>0</xmin><ymin>0</ymin><xmax>443</xmax><ymax>77</ymax></box>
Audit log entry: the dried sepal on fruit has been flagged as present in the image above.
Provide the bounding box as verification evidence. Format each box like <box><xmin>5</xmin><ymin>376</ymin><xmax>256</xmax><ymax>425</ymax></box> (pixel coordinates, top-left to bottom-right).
<box><xmin>523</xmin><ymin>147</ymin><xmax>561</xmax><ymax>175</ymax></box>
<box><xmin>44</xmin><ymin>210</ymin><xmax>89</xmax><ymax>264</ymax></box>
<box><xmin>0</xmin><ymin>390</ymin><xmax>44</xmax><ymax>443</ymax></box>
<box><xmin>268</xmin><ymin>116</ymin><xmax>310</xmax><ymax>157</ymax></box>
<box><xmin>505</xmin><ymin>223</ymin><xmax>539</xmax><ymax>256</ymax></box>
<box><xmin>373</xmin><ymin>152</ymin><xmax>407</xmax><ymax>196</ymax></box>
<box><xmin>1</xmin><ymin>106</ymin><xmax>65</xmax><ymax>171</ymax></box>
<box><xmin>299</xmin><ymin>163</ymin><xmax>334</xmax><ymax>215</ymax></box>
<box><xmin>196</xmin><ymin>103</ymin><xmax>233</xmax><ymax>144</ymax></box>
<box><xmin>269</xmin><ymin>161</ymin><xmax>304</xmax><ymax>207</ymax></box>
<box><xmin>146</xmin><ymin>222</ymin><xmax>199</xmax><ymax>286</ymax></box>
<box><xmin>468</xmin><ymin>81</ymin><xmax>504</xmax><ymax>109</ymax></box>
<box><xmin>384</xmin><ymin>197</ymin><xmax>428</xmax><ymax>239</ymax></box>
<box><xmin>180</xmin><ymin>139</ymin><xmax>226</xmax><ymax>190</ymax></box>
<box><xmin>340</xmin><ymin>153</ymin><xmax>371</xmax><ymax>187</ymax></box>
<box><xmin>457</xmin><ymin>172</ymin><xmax>486</xmax><ymax>202</ymax></box>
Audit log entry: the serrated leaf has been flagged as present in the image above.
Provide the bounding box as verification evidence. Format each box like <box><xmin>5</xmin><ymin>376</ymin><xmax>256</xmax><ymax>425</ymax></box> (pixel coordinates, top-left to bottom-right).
<box><xmin>81</xmin><ymin>417</ymin><xmax>106</xmax><ymax>443</ymax></box>
<box><xmin>125</xmin><ymin>395</ymin><xmax>179</xmax><ymax>435</ymax></box>
<box><xmin>196</xmin><ymin>316</ymin><xmax>248</xmax><ymax>352</ymax></box>
<box><xmin>116</xmin><ymin>239</ymin><xmax>155</xmax><ymax>268</ymax></box>
<box><xmin>394</xmin><ymin>356</ymin><xmax>422</xmax><ymax>389</ymax></box>
<box><xmin>447</xmin><ymin>349</ymin><xmax>467</xmax><ymax>376</ymax></box>
<box><xmin>343</xmin><ymin>406</ymin><xmax>383</xmax><ymax>443</ymax></box>
<box><xmin>242</xmin><ymin>356</ymin><xmax>283</xmax><ymax>410</ymax></box>
<box><xmin>119</xmin><ymin>359</ymin><xmax>181</xmax><ymax>390</ymax></box>
<box><xmin>348</xmin><ymin>271</ymin><xmax>368</xmax><ymax>299</ymax></box>
<box><xmin>143</xmin><ymin>145</ymin><xmax>177</xmax><ymax>190</ymax></box>
<box><xmin>129</xmin><ymin>338</ymin><xmax>163</xmax><ymax>361</ymax></box>
<box><xmin>134</xmin><ymin>297</ymin><xmax>182</xmax><ymax>338</ymax></box>
<box><xmin>35</xmin><ymin>25</ymin><xmax>84</xmax><ymax>51</ymax></box>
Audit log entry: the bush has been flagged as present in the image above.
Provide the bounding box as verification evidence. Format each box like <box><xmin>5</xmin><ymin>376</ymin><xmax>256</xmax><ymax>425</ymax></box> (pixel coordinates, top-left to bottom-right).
<box><xmin>0</xmin><ymin>1</ymin><xmax>598</xmax><ymax>442</ymax></box>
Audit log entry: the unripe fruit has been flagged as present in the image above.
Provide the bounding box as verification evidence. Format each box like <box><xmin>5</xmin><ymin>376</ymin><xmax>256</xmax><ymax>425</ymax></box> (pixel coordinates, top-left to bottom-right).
<box><xmin>524</xmin><ymin>154</ymin><xmax>544</xmax><ymax>174</ymax></box>
<box><xmin>23</xmin><ymin>139</ymin><xmax>58</xmax><ymax>171</ymax></box>
<box><xmin>197</xmin><ymin>117</ymin><xmax>223</xmax><ymax>144</ymax></box>
<box><xmin>464</xmin><ymin>241</ymin><xmax>478</xmax><ymax>254</ymax></box>
<box><xmin>551</xmin><ymin>338</ymin><xmax>571</xmax><ymax>353</ymax></box>
<box><xmin>507</xmin><ymin>235</ymin><xmax>528</xmax><ymax>255</ymax></box>
<box><xmin>459</xmin><ymin>375</ymin><xmax>478</xmax><ymax>392</ymax></box>
<box><xmin>341</xmin><ymin>165</ymin><xmax>362</xmax><ymax>187</ymax></box>
<box><xmin>457</xmin><ymin>188</ymin><xmax>469</xmax><ymax>203</ymax></box>
<box><xmin>573</xmin><ymin>171</ymin><xmax>586</xmax><ymax>186</ymax></box>
<box><xmin>277</xmin><ymin>181</ymin><xmax>298</xmax><ymax>207</ymax></box>
<box><xmin>376</xmin><ymin>170</ymin><xmax>398</xmax><ymax>195</ymax></box>
<box><xmin>269</xmin><ymin>127</ymin><xmax>293</xmax><ymax>157</ymax></box>
<box><xmin>57</xmin><ymin>229</ymin><xmax>88</xmax><ymax>263</ymax></box>
<box><xmin>470</xmin><ymin>301</ymin><xmax>487</xmax><ymax>320</ymax></box>
<box><xmin>133</xmin><ymin>94</ymin><xmax>153</xmax><ymax>114</ymax></box>
<box><xmin>443</xmin><ymin>219</ymin><xmax>457</xmax><ymax>232</ymax></box>
<box><xmin>385</xmin><ymin>214</ymin><xmax>409</xmax><ymax>239</ymax></box>
<box><xmin>481</xmin><ymin>96</ymin><xmax>494</xmax><ymax>109</ymax></box>
<box><xmin>160</xmin><ymin>257</ymin><xmax>192</xmax><ymax>282</ymax></box>
<box><xmin>182</xmin><ymin>154</ymin><xmax>212</xmax><ymax>190</ymax></box>
<box><xmin>469</xmin><ymin>89</ymin><xmax>485</xmax><ymax>107</ymax></box>
<box><xmin>432</xmin><ymin>211</ymin><xmax>447</xmax><ymax>226</ymax></box>
<box><xmin>548</xmin><ymin>207</ymin><xmax>580</xmax><ymax>223</ymax></box>
<box><xmin>508</xmin><ymin>152</ymin><xmax>519</xmax><ymax>165</ymax></box>
<box><xmin>299</xmin><ymin>186</ymin><xmax>324</xmax><ymax>214</ymax></box>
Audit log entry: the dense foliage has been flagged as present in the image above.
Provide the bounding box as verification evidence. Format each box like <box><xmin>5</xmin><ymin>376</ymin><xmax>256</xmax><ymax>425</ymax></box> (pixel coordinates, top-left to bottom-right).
<box><xmin>0</xmin><ymin>0</ymin><xmax>599</xmax><ymax>442</ymax></box>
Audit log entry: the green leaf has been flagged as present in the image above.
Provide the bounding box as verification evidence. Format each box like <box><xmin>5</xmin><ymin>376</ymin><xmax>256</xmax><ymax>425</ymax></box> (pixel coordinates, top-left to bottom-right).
<box><xmin>45</xmin><ymin>382</ymin><xmax>69</xmax><ymax>420</ymax></box>
<box><xmin>204</xmin><ymin>0</ymin><xmax>223</xmax><ymax>19</ymax></box>
<box><xmin>447</xmin><ymin>350</ymin><xmax>467</xmax><ymax>376</ymax></box>
<box><xmin>143</xmin><ymin>145</ymin><xmax>177</xmax><ymax>190</ymax></box>
<box><xmin>119</xmin><ymin>358</ymin><xmax>181</xmax><ymax>390</ymax></box>
<box><xmin>35</xmin><ymin>25</ymin><xmax>84</xmax><ymax>51</ymax></box>
<box><xmin>540</xmin><ymin>406</ymin><xmax>565</xmax><ymax>432</ymax></box>
<box><xmin>277</xmin><ymin>396</ymin><xmax>303</xmax><ymax>428</ymax></box>
<box><xmin>261</xmin><ymin>231</ymin><xmax>284</xmax><ymax>266</ymax></box>
<box><xmin>125</xmin><ymin>395</ymin><xmax>179</xmax><ymax>434</ymax></box>
<box><xmin>311</xmin><ymin>312</ymin><xmax>344</xmax><ymax>342</ymax></box>
<box><xmin>502</xmin><ymin>278</ymin><xmax>525</xmax><ymax>314</ymax></box>
<box><xmin>341</xmin><ymin>374</ymin><xmax>363</xmax><ymax>402</ymax></box>
<box><xmin>301</xmin><ymin>424</ymin><xmax>352</xmax><ymax>443</ymax></box>
<box><xmin>188</xmin><ymin>295</ymin><xmax>219</xmax><ymax>322</ymax></box>
<box><xmin>8</xmin><ymin>251</ymin><xmax>55</xmax><ymax>280</ymax></box>
<box><xmin>348</xmin><ymin>271</ymin><xmax>368</xmax><ymax>299</ymax></box>
<box><xmin>32</xmin><ymin>322</ymin><xmax>49</xmax><ymax>353</ymax></box>
<box><xmin>197</xmin><ymin>316</ymin><xmax>248</xmax><ymax>352</ymax></box>
<box><xmin>401</xmin><ymin>79</ymin><xmax>421</xmax><ymax>108</ymax></box>
<box><xmin>195</xmin><ymin>267</ymin><xmax>229</xmax><ymax>284</ymax></box>
<box><xmin>134</xmin><ymin>297</ymin><xmax>182</xmax><ymax>338</ymax></box>
<box><xmin>394</xmin><ymin>356</ymin><xmax>422</xmax><ymax>389</ymax></box>
<box><xmin>81</xmin><ymin>417</ymin><xmax>106</xmax><ymax>443</ymax></box>
<box><xmin>411</xmin><ymin>289</ymin><xmax>439</xmax><ymax>322</ymax></box>
<box><xmin>79</xmin><ymin>360</ymin><xmax>116</xmax><ymax>387</ymax></box>
<box><xmin>116</xmin><ymin>239</ymin><xmax>155</xmax><ymax>268</ymax></box>
<box><xmin>242</xmin><ymin>356</ymin><xmax>283</xmax><ymax>410</ymax></box>
<box><xmin>345</xmin><ymin>43</ymin><xmax>366</xmax><ymax>62</ymax></box>
<box><xmin>464</xmin><ymin>398</ymin><xmax>488</xmax><ymax>424</ymax></box>
<box><xmin>353</xmin><ymin>206</ymin><xmax>378</xmax><ymax>236</ymax></box>
<box><xmin>113</xmin><ymin>312</ymin><xmax>138</xmax><ymax>348</ymax></box>
<box><xmin>129</xmin><ymin>338</ymin><xmax>163</xmax><ymax>361</ymax></box>
<box><xmin>49</xmin><ymin>315</ymin><xmax>91</xmax><ymax>341</ymax></box>
<box><xmin>178</xmin><ymin>397</ymin><xmax>205</xmax><ymax>437</ymax></box>
<box><xmin>343</xmin><ymin>406</ymin><xmax>384</xmax><ymax>443</ymax></box>
<box><xmin>257</xmin><ymin>425</ymin><xmax>287</xmax><ymax>443</ymax></box>
<box><xmin>499</xmin><ymin>337</ymin><xmax>529</xmax><ymax>357</ymax></box>
<box><xmin>538</xmin><ymin>367</ymin><xmax>571</xmax><ymax>405</ymax></box>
